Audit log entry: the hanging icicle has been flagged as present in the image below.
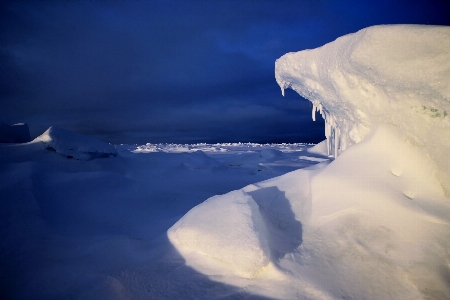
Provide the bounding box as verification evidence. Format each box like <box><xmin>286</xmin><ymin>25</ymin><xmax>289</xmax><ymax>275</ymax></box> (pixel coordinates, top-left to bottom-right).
<box><xmin>334</xmin><ymin>127</ymin><xmax>340</xmax><ymax>158</ymax></box>
<box><xmin>312</xmin><ymin>102</ymin><xmax>316</xmax><ymax>121</ymax></box>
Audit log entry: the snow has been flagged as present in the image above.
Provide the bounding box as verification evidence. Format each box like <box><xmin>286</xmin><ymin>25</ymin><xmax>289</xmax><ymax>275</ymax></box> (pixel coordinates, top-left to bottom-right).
<box><xmin>276</xmin><ymin>24</ymin><xmax>450</xmax><ymax>194</ymax></box>
<box><xmin>34</xmin><ymin>126</ymin><xmax>117</xmax><ymax>160</ymax></box>
<box><xmin>0</xmin><ymin>130</ymin><xmax>325</xmax><ymax>299</ymax></box>
<box><xmin>168</xmin><ymin>127</ymin><xmax>449</xmax><ymax>299</ymax></box>
<box><xmin>168</xmin><ymin>189</ymin><xmax>271</xmax><ymax>278</ymax></box>
<box><xmin>168</xmin><ymin>24</ymin><xmax>450</xmax><ymax>299</ymax></box>
<box><xmin>1</xmin><ymin>24</ymin><xmax>450</xmax><ymax>299</ymax></box>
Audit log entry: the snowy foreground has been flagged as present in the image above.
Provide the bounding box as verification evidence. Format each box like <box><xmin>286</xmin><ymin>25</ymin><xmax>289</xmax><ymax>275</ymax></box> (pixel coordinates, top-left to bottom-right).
<box><xmin>0</xmin><ymin>136</ymin><xmax>325</xmax><ymax>299</ymax></box>
<box><xmin>2</xmin><ymin>24</ymin><xmax>450</xmax><ymax>299</ymax></box>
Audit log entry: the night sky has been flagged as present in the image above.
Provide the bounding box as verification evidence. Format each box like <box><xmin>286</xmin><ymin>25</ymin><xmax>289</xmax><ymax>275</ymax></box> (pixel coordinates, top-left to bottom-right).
<box><xmin>1</xmin><ymin>0</ymin><xmax>449</xmax><ymax>144</ymax></box>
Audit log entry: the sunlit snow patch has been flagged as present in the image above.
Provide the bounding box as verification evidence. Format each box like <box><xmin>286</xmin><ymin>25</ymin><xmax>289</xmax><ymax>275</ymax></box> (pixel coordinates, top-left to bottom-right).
<box><xmin>34</xmin><ymin>126</ymin><xmax>117</xmax><ymax>160</ymax></box>
<box><xmin>168</xmin><ymin>189</ymin><xmax>271</xmax><ymax>278</ymax></box>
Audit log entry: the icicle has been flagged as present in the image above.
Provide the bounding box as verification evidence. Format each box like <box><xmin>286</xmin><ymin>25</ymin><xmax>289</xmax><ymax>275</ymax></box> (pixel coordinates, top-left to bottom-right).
<box><xmin>334</xmin><ymin>127</ymin><xmax>340</xmax><ymax>158</ymax></box>
<box><xmin>312</xmin><ymin>102</ymin><xmax>317</xmax><ymax>121</ymax></box>
<box><xmin>324</xmin><ymin>113</ymin><xmax>330</xmax><ymax>156</ymax></box>
<box><xmin>281</xmin><ymin>86</ymin><xmax>285</xmax><ymax>97</ymax></box>
<box><xmin>340</xmin><ymin>132</ymin><xmax>347</xmax><ymax>152</ymax></box>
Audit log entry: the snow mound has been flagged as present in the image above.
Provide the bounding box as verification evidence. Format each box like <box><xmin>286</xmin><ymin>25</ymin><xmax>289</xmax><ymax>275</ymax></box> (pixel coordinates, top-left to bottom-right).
<box><xmin>0</xmin><ymin>122</ymin><xmax>31</xmax><ymax>143</ymax></box>
<box><xmin>168</xmin><ymin>126</ymin><xmax>450</xmax><ymax>299</ymax></box>
<box><xmin>34</xmin><ymin>126</ymin><xmax>117</xmax><ymax>160</ymax></box>
<box><xmin>168</xmin><ymin>189</ymin><xmax>270</xmax><ymax>277</ymax></box>
<box><xmin>275</xmin><ymin>24</ymin><xmax>450</xmax><ymax>193</ymax></box>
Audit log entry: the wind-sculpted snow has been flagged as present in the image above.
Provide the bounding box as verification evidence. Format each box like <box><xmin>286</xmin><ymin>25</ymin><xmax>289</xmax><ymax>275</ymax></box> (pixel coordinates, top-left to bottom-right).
<box><xmin>168</xmin><ymin>190</ymin><xmax>271</xmax><ymax>277</ymax></box>
<box><xmin>168</xmin><ymin>126</ymin><xmax>450</xmax><ymax>299</ymax></box>
<box><xmin>34</xmin><ymin>126</ymin><xmax>117</xmax><ymax>160</ymax></box>
<box><xmin>276</xmin><ymin>24</ymin><xmax>450</xmax><ymax>193</ymax></box>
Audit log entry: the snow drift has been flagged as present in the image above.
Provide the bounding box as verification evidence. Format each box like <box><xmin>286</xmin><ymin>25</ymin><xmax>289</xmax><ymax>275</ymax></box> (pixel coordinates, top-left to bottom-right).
<box><xmin>168</xmin><ymin>189</ymin><xmax>271</xmax><ymax>277</ymax></box>
<box><xmin>168</xmin><ymin>25</ymin><xmax>450</xmax><ymax>299</ymax></box>
<box><xmin>34</xmin><ymin>126</ymin><xmax>117</xmax><ymax>160</ymax></box>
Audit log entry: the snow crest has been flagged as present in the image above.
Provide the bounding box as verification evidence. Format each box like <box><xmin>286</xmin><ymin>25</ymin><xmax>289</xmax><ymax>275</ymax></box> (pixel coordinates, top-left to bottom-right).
<box><xmin>275</xmin><ymin>24</ymin><xmax>450</xmax><ymax>192</ymax></box>
<box><xmin>168</xmin><ymin>190</ymin><xmax>270</xmax><ymax>277</ymax></box>
<box><xmin>34</xmin><ymin>126</ymin><xmax>117</xmax><ymax>160</ymax></box>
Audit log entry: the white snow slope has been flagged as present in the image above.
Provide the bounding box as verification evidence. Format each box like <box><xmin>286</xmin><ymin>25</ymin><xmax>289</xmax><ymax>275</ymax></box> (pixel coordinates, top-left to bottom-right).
<box><xmin>168</xmin><ymin>25</ymin><xmax>450</xmax><ymax>299</ymax></box>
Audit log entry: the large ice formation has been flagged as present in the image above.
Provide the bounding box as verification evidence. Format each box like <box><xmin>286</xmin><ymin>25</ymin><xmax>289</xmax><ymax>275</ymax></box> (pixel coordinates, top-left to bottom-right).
<box><xmin>276</xmin><ymin>24</ymin><xmax>450</xmax><ymax>192</ymax></box>
<box><xmin>34</xmin><ymin>126</ymin><xmax>117</xmax><ymax>160</ymax></box>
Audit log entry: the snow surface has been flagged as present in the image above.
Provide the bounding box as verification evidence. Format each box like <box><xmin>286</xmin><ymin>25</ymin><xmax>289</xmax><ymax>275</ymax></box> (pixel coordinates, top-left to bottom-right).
<box><xmin>34</xmin><ymin>126</ymin><xmax>117</xmax><ymax>160</ymax></box>
<box><xmin>0</xmin><ymin>130</ymin><xmax>325</xmax><ymax>299</ymax></box>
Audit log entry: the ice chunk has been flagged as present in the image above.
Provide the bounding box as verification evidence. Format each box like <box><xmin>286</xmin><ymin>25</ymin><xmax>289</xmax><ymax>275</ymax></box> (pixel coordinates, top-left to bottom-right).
<box><xmin>276</xmin><ymin>24</ymin><xmax>450</xmax><ymax>192</ymax></box>
<box><xmin>34</xmin><ymin>126</ymin><xmax>117</xmax><ymax>160</ymax></box>
<box><xmin>0</xmin><ymin>122</ymin><xmax>31</xmax><ymax>143</ymax></box>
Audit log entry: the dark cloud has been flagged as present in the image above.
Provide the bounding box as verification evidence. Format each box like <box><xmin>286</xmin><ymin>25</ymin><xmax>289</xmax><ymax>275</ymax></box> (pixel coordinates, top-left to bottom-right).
<box><xmin>1</xmin><ymin>0</ymin><xmax>449</xmax><ymax>143</ymax></box>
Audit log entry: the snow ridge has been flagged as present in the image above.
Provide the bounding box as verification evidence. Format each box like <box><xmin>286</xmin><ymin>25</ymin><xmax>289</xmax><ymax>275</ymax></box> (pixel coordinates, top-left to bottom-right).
<box><xmin>34</xmin><ymin>126</ymin><xmax>117</xmax><ymax>160</ymax></box>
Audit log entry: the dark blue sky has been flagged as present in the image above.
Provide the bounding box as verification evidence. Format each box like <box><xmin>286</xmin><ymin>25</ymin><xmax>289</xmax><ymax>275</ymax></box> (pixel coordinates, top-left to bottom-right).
<box><xmin>1</xmin><ymin>0</ymin><xmax>449</xmax><ymax>144</ymax></box>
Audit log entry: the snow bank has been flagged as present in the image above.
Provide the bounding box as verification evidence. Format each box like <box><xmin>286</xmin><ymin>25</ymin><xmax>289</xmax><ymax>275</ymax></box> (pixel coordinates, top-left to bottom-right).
<box><xmin>168</xmin><ymin>125</ymin><xmax>450</xmax><ymax>299</ymax></box>
<box><xmin>275</xmin><ymin>24</ymin><xmax>450</xmax><ymax>193</ymax></box>
<box><xmin>0</xmin><ymin>122</ymin><xmax>31</xmax><ymax>143</ymax></box>
<box><xmin>168</xmin><ymin>190</ymin><xmax>270</xmax><ymax>277</ymax></box>
<box><xmin>34</xmin><ymin>126</ymin><xmax>117</xmax><ymax>160</ymax></box>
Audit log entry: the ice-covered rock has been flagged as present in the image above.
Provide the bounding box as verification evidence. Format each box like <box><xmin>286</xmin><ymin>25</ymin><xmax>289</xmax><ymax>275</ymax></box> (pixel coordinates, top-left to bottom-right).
<box><xmin>34</xmin><ymin>126</ymin><xmax>117</xmax><ymax>160</ymax></box>
<box><xmin>275</xmin><ymin>24</ymin><xmax>450</xmax><ymax>192</ymax></box>
<box><xmin>0</xmin><ymin>122</ymin><xmax>31</xmax><ymax>143</ymax></box>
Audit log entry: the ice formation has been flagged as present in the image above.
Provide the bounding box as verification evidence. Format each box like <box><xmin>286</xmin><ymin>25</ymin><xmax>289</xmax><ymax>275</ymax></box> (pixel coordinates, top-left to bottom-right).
<box><xmin>276</xmin><ymin>24</ymin><xmax>450</xmax><ymax>192</ymax></box>
<box><xmin>34</xmin><ymin>126</ymin><xmax>117</xmax><ymax>160</ymax></box>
